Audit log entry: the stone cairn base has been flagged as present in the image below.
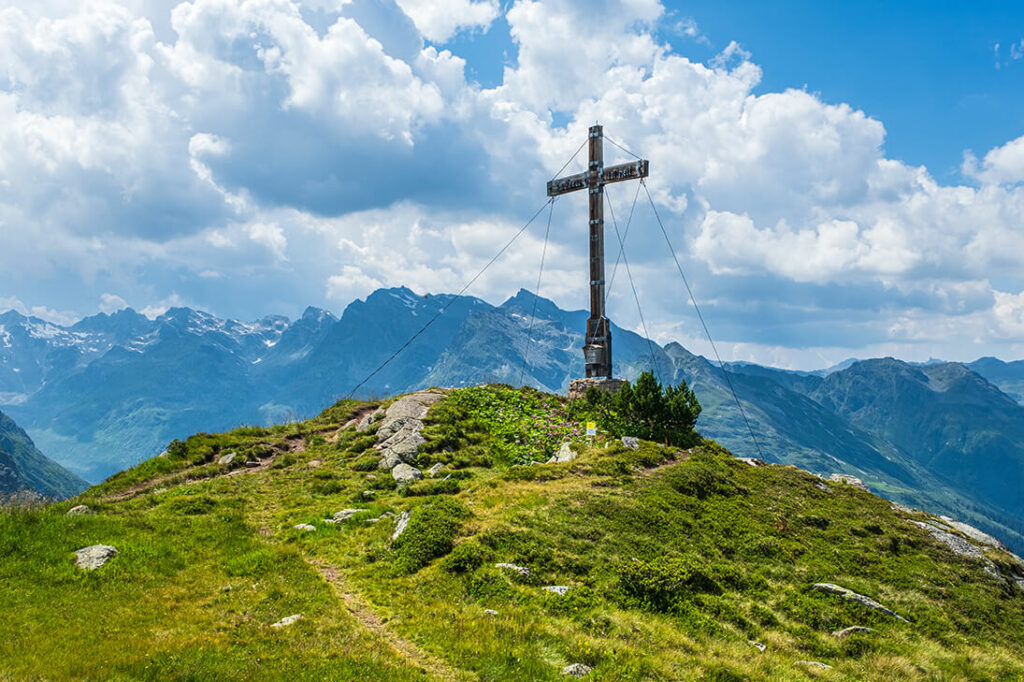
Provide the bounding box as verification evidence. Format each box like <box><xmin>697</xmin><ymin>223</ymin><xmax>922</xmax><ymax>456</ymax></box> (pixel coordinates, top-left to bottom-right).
<box><xmin>567</xmin><ymin>377</ymin><xmax>627</xmax><ymax>401</ymax></box>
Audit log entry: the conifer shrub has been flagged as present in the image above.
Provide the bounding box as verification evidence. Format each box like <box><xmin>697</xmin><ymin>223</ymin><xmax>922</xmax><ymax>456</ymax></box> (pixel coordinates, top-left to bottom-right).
<box><xmin>574</xmin><ymin>371</ymin><xmax>701</xmax><ymax>447</ymax></box>
<box><xmin>392</xmin><ymin>498</ymin><xmax>470</xmax><ymax>574</ymax></box>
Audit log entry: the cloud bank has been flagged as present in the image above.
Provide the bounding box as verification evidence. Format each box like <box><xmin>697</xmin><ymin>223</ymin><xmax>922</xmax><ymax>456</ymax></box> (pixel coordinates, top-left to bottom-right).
<box><xmin>1</xmin><ymin>0</ymin><xmax>1024</xmax><ymax>369</ymax></box>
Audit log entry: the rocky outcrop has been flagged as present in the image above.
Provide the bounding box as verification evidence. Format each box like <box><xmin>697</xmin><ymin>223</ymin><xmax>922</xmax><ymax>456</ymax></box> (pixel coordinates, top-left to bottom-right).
<box><xmin>829</xmin><ymin>473</ymin><xmax>868</xmax><ymax>491</ymax></box>
<box><xmin>810</xmin><ymin>583</ymin><xmax>906</xmax><ymax>621</ymax></box>
<box><xmin>547</xmin><ymin>442</ymin><xmax>576</xmax><ymax>464</ymax></box>
<box><xmin>372</xmin><ymin>391</ymin><xmax>446</xmax><ymax>471</ymax></box>
<box><xmin>74</xmin><ymin>545</ymin><xmax>118</xmax><ymax>570</ymax></box>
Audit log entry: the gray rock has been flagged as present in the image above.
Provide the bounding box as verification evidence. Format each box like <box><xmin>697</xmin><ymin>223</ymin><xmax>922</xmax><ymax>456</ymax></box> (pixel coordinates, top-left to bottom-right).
<box><xmin>74</xmin><ymin>545</ymin><xmax>118</xmax><ymax>570</ymax></box>
<box><xmin>293</xmin><ymin>523</ymin><xmax>316</xmax><ymax>532</ymax></box>
<box><xmin>271</xmin><ymin>614</ymin><xmax>303</xmax><ymax>628</ymax></box>
<box><xmin>748</xmin><ymin>641</ymin><xmax>766</xmax><ymax>652</ymax></box>
<box><xmin>912</xmin><ymin>521</ymin><xmax>992</xmax><ymax>565</ymax></box>
<box><xmin>66</xmin><ymin>504</ymin><xmax>91</xmax><ymax>516</ymax></box>
<box><xmin>551</xmin><ymin>442</ymin><xmax>576</xmax><ymax>463</ymax></box>
<box><xmin>483</xmin><ymin>609</ymin><xmax>499</xmax><ymax>617</ymax></box>
<box><xmin>218</xmin><ymin>452</ymin><xmax>237</xmax><ymax>465</ymax></box>
<box><xmin>362</xmin><ymin>490</ymin><xmax>377</xmax><ymax>498</ymax></box>
<box><xmin>496</xmin><ymin>562</ymin><xmax>530</xmax><ymax>578</ymax></box>
<box><xmin>796</xmin><ymin>661</ymin><xmax>831</xmax><ymax>670</ymax></box>
<box><xmin>356</xmin><ymin>408</ymin><xmax>384</xmax><ymax>432</ymax></box>
<box><xmin>377</xmin><ymin>424</ymin><xmax>427</xmax><ymax>466</ymax></box>
<box><xmin>562</xmin><ymin>663</ymin><xmax>592</xmax><ymax>677</ymax></box>
<box><xmin>739</xmin><ymin>457</ymin><xmax>765</xmax><ymax>467</ymax></box>
<box><xmin>366</xmin><ymin>512</ymin><xmax>394</xmax><ymax>524</ymax></box>
<box><xmin>391</xmin><ymin>511</ymin><xmax>410</xmax><ymax>541</ymax></box>
<box><xmin>244</xmin><ymin>460</ymin><xmax>261</xmax><ymax>468</ymax></box>
<box><xmin>332</xmin><ymin>509</ymin><xmax>362</xmax><ymax>521</ymax></box>
<box><xmin>942</xmin><ymin>519</ymin><xmax>1008</xmax><ymax>551</ymax></box>
<box><xmin>832</xmin><ymin>626</ymin><xmax>872</xmax><ymax>638</ymax></box>
<box><xmin>829</xmin><ymin>473</ymin><xmax>868</xmax><ymax>491</ymax></box>
<box><xmin>543</xmin><ymin>585</ymin><xmax>572</xmax><ymax>595</ymax></box>
<box><xmin>392</xmin><ymin>463</ymin><xmax>423</xmax><ymax>486</ymax></box>
<box><xmin>810</xmin><ymin>583</ymin><xmax>906</xmax><ymax>621</ymax></box>
<box><xmin>427</xmin><ymin>463</ymin><xmax>444</xmax><ymax>477</ymax></box>
<box><xmin>621</xmin><ymin>436</ymin><xmax>640</xmax><ymax>450</ymax></box>
<box><xmin>890</xmin><ymin>502</ymin><xmax>915</xmax><ymax>513</ymax></box>
<box><xmin>376</xmin><ymin>392</ymin><xmax>444</xmax><ymax>437</ymax></box>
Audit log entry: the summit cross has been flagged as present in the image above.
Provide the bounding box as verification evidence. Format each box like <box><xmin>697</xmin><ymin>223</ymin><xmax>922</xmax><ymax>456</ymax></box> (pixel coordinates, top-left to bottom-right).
<box><xmin>547</xmin><ymin>125</ymin><xmax>649</xmax><ymax>379</ymax></box>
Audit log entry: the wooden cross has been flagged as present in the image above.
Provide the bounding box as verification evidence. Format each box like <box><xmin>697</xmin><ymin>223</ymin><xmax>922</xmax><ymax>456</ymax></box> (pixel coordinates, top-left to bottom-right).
<box><xmin>547</xmin><ymin>125</ymin><xmax>649</xmax><ymax>379</ymax></box>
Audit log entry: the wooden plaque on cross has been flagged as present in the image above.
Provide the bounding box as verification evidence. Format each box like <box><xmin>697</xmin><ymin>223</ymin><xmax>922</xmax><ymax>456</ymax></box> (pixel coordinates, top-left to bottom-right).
<box><xmin>547</xmin><ymin>125</ymin><xmax>649</xmax><ymax>379</ymax></box>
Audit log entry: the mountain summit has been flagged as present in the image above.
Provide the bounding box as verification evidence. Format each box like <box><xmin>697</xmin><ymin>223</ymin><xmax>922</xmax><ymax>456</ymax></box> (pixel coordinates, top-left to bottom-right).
<box><xmin>3</xmin><ymin>386</ymin><xmax>1023</xmax><ymax>679</ymax></box>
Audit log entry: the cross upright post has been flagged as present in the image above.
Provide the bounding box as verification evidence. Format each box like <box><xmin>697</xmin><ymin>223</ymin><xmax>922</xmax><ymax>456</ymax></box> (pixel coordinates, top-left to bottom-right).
<box><xmin>547</xmin><ymin>126</ymin><xmax>649</xmax><ymax>379</ymax></box>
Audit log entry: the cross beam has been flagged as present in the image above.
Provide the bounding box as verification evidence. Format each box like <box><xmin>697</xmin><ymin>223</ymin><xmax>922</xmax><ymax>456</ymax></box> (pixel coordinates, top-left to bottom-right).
<box><xmin>546</xmin><ymin>125</ymin><xmax>649</xmax><ymax>379</ymax></box>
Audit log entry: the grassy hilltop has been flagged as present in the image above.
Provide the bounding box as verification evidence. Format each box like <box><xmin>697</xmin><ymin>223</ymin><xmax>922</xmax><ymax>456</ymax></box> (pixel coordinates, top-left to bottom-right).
<box><xmin>2</xmin><ymin>384</ymin><xmax>1024</xmax><ymax>681</ymax></box>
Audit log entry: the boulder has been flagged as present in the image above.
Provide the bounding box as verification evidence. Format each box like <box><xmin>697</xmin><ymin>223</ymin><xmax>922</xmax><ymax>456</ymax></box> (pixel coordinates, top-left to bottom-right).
<box><xmin>832</xmin><ymin>626</ymin><xmax>872</xmax><ymax>638</ymax></box>
<box><xmin>810</xmin><ymin>583</ymin><xmax>906</xmax><ymax>621</ymax></box>
<box><xmin>496</xmin><ymin>562</ymin><xmax>530</xmax><ymax>578</ymax></box>
<box><xmin>218</xmin><ymin>452</ymin><xmax>237</xmax><ymax>465</ymax></box>
<box><xmin>293</xmin><ymin>523</ymin><xmax>315</xmax><ymax>532</ymax></box>
<box><xmin>271</xmin><ymin>614</ymin><xmax>303</xmax><ymax>628</ymax></box>
<box><xmin>391</xmin><ymin>511</ymin><xmax>410</xmax><ymax>541</ymax></box>
<box><xmin>548</xmin><ymin>442</ymin><xmax>575</xmax><ymax>463</ymax></box>
<box><xmin>66</xmin><ymin>505</ymin><xmax>91</xmax><ymax>516</ymax></box>
<box><xmin>327</xmin><ymin>509</ymin><xmax>361</xmax><ymax>523</ymax></box>
<box><xmin>74</xmin><ymin>545</ymin><xmax>118</xmax><ymax>571</ymax></box>
<box><xmin>562</xmin><ymin>663</ymin><xmax>593</xmax><ymax>677</ymax></box>
<box><xmin>392</xmin><ymin>463</ymin><xmax>423</xmax><ymax>486</ymax></box>
<box><xmin>620</xmin><ymin>436</ymin><xmax>640</xmax><ymax>450</ymax></box>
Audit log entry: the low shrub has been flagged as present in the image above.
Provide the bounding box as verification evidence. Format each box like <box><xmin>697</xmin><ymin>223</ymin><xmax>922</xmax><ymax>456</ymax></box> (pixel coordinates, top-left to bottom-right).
<box><xmin>441</xmin><ymin>541</ymin><xmax>489</xmax><ymax>574</ymax></box>
<box><xmin>618</xmin><ymin>555</ymin><xmax>722</xmax><ymax>612</ymax></box>
<box><xmin>392</xmin><ymin>498</ymin><xmax>470</xmax><ymax>574</ymax></box>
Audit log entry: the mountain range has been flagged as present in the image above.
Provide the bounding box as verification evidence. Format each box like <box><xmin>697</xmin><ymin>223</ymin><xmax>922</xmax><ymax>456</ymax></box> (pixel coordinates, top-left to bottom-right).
<box><xmin>0</xmin><ymin>408</ymin><xmax>86</xmax><ymax>499</ymax></box>
<box><xmin>3</xmin><ymin>287</ymin><xmax>1024</xmax><ymax>551</ymax></box>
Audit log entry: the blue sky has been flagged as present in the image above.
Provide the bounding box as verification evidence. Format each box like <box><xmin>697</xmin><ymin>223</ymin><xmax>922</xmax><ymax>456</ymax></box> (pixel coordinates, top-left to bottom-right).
<box><xmin>1</xmin><ymin>0</ymin><xmax>1024</xmax><ymax>369</ymax></box>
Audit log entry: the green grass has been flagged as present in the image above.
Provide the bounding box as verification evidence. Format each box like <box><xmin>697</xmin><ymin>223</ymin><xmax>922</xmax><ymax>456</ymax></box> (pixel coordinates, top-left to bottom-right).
<box><xmin>2</xmin><ymin>385</ymin><xmax>1024</xmax><ymax>680</ymax></box>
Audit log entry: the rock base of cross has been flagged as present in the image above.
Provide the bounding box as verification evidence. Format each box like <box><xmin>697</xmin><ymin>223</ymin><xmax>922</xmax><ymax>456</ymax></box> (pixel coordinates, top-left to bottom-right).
<box><xmin>567</xmin><ymin>377</ymin><xmax>627</xmax><ymax>402</ymax></box>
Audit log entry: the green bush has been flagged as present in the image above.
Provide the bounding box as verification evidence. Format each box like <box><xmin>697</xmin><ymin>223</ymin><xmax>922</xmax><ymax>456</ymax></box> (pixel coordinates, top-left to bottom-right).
<box><xmin>664</xmin><ymin>461</ymin><xmax>744</xmax><ymax>499</ymax></box>
<box><xmin>392</xmin><ymin>498</ymin><xmax>470</xmax><ymax>574</ymax></box>
<box><xmin>576</xmin><ymin>371</ymin><xmax>701</xmax><ymax>447</ymax></box>
<box><xmin>441</xmin><ymin>541</ymin><xmax>488</xmax><ymax>574</ymax></box>
<box><xmin>618</xmin><ymin>555</ymin><xmax>722</xmax><ymax>612</ymax></box>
